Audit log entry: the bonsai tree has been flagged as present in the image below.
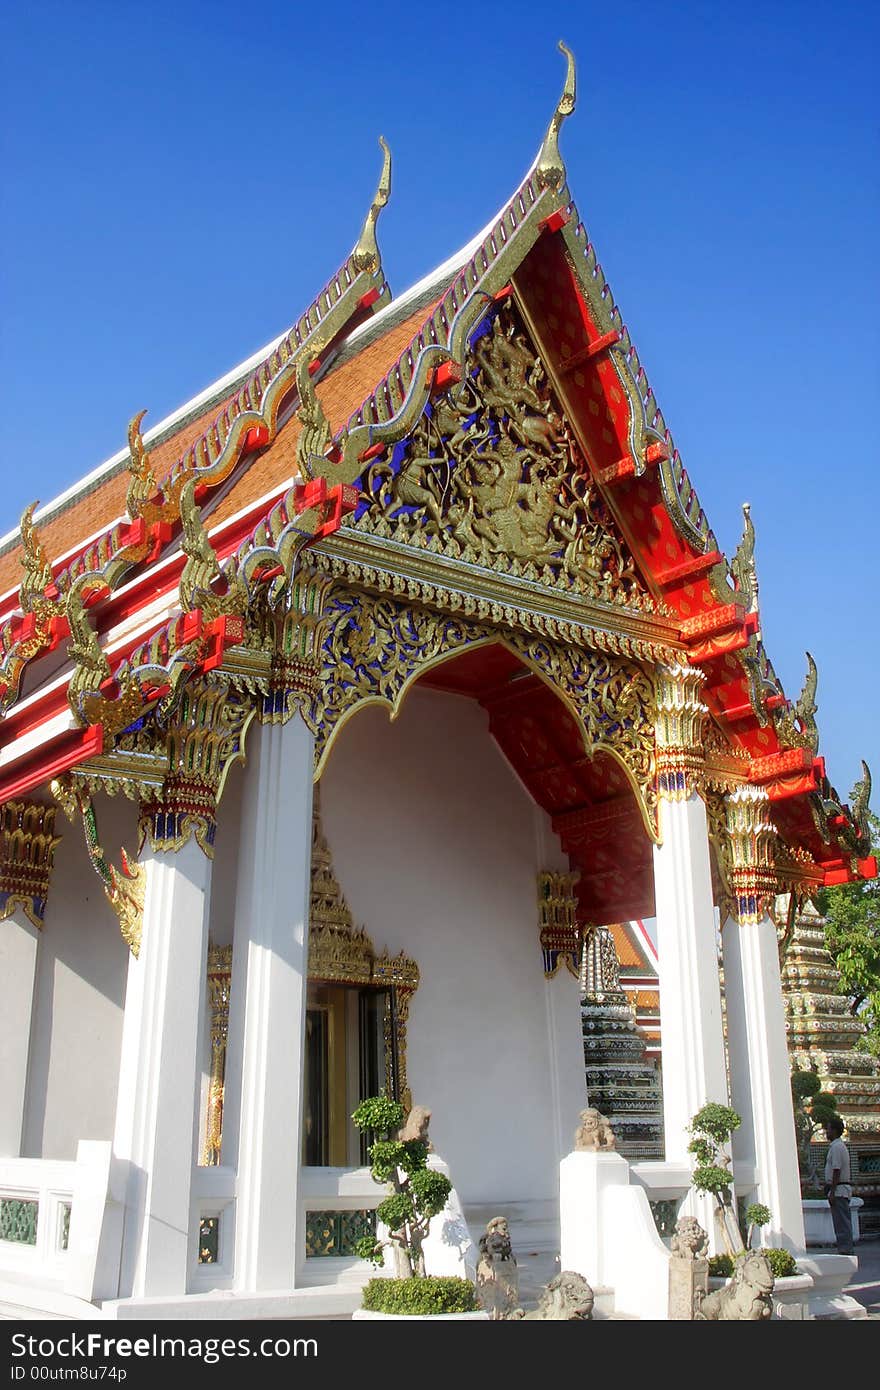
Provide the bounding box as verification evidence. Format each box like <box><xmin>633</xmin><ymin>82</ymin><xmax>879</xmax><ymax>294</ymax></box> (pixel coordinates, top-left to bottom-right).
<box><xmin>687</xmin><ymin>1103</ymin><xmax>745</xmax><ymax>1257</ymax></box>
<box><xmin>744</xmin><ymin>1203</ymin><xmax>771</xmax><ymax>1249</ymax></box>
<box><xmin>351</xmin><ymin>1095</ymin><xmax>478</xmax><ymax>1315</ymax></box>
<box><xmin>791</xmin><ymin>1069</ymin><xmax>840</xmax><ymax>1193</ymax></box>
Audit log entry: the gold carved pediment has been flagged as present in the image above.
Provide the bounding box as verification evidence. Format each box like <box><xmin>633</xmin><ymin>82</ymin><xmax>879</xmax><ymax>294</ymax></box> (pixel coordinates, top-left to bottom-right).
<box><xmin>357</xmin><ymin>300</ymin><xmax>652</xmax><ymax>609</ymax></box>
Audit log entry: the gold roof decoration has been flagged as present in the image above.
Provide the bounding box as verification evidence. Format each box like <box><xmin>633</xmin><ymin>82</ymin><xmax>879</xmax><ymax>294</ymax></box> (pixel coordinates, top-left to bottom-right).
<box><xmin>309</xmin><ymin>787</ymin><xmax>419</xmax><ymax>993</ymax></box>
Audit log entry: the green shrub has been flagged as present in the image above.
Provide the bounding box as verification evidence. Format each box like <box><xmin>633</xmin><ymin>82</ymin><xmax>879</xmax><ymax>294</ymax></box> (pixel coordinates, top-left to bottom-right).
<box><xmin>352</xmin><ymin>1096</ymin><xmax>405</xmax><ymax>1135</ymax></box>
<box><xmin>765</xmin><ymin>1248</ymin><xmax>798</xmax><ymax>1278</ymax></box>
<box><xmin>744</xmin><ymin>1203</ymin><xmax>771</xmax><ymax>1230</ymax></box>
<box><xmin>690</xmin><ymin>1104</ymin><xmax>742</xmax><ymax>1144</ymax></box>
<box><xmin>692</xmin><ymin>1164</ymin><xmax>736</xmax><ymax>1196</ymax></box>
<box><xmin>708</xmin><ymin>1249</ymin><xmax>798</xmax><ymax>1280</ymax></box>
<box><xmin>361</xmin><ymin>1276</ymin><xmax>479</xmax><ymax>1316</ymax></box>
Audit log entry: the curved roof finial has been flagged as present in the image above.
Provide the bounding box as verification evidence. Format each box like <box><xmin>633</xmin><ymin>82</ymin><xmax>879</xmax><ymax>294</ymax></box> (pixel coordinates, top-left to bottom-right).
<box><xmin>536</xmin><ymin>41</ymin><xmax>576</xmax><ymax>192</ymax></box>
<box><xmin>352</xmin><ymin>136</ymin><xmax>392</xmax><ymax>274</ymax></box>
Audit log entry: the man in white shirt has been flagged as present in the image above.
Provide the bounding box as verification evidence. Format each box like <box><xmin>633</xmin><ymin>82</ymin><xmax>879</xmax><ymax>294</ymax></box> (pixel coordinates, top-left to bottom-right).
<box><xmin>824</xmin><ymin>1117</ymin><xmax>854</xmax><ymax>1256</ymax></box>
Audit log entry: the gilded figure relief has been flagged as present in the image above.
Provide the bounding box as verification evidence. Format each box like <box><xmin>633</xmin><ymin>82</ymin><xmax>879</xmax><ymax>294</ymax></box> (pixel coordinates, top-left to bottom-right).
<box><xmin>361</xmin><ymin>304</ymin><xmax>645</xmax><ymax>604</ymax></box>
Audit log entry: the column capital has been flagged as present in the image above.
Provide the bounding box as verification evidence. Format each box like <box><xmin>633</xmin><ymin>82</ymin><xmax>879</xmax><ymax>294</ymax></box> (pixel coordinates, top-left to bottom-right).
<box><xmin>259</xmin><ymin>573</ymin><xmax>332</xmax><ymax>727</ymax></box>
<box><xmin>654</xmin><ymin>664</ymin><xmax>708</xmax><ymax>800</ymax></box>
<box><xmin>139</xmin><ymin>679</ymin><xmax>254</xmax><ymax>856</ymax></box>
<box><xmin>0</xmin><ymin>800</ymin><xmax>62</xmax><ymax>929</ymax></box>
<box><xmin>724</xmin><ymin>784</ymin><xmax>777</xmax><ymax>926</ymax></box>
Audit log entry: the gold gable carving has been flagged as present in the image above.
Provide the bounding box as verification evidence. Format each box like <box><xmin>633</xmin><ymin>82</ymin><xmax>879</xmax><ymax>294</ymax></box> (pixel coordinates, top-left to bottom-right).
<box><xmin>358</xmin><ymin>301</ymin><xmax>656</xmax><ymax>611</ymax></box>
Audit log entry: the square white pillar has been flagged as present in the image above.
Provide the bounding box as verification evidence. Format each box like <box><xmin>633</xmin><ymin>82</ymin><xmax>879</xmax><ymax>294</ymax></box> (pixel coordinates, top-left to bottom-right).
<box><xmin>113</xmin><ymin>839</ymin><xmax>212</xmax><ymax>1298</ymax></box>
<box><xmin>652</xmin><ymin>792</ymin><xmax>729</xmax><ymax>1242</ymax></box>
<box><xmin>722</xmin><ymin>912</ymin><xmax>806</xmax><ymax>1251</ymax></box>
<box><xmin>223</xmin><ymin>716</ymin><xmax>313</xmax><ymax>1292</ymax></box>
<box><xmin>0</xmin><ymin>911</ymin><xmax>40</xmax><ymax>1156</ymax></box>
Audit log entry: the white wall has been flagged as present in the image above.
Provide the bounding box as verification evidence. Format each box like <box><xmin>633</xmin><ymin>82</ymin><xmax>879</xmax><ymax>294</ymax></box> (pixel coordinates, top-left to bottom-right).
<box><xmin>23</xmin><ymin>793</ymin><xmax>132</xmax><ymax>1160</ymax></box>
<box><xmin>320</xmin><ymin>685</ymin><xmax>585</xmax><ymax>1207</ymax></box>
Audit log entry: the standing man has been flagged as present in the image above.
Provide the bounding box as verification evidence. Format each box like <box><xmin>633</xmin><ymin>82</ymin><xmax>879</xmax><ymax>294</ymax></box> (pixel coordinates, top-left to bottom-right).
<box><xmin>824</xmin><ymin>1117</ymin><xmax>854</xmax><ymax>1256</ymax></box>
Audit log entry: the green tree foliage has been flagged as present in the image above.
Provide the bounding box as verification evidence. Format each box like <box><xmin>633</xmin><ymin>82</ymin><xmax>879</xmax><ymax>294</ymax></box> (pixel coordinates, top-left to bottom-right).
<box><xmin>351</xmin><ymin>1096</ymin><xmax>452</xmax><ymax>1279</ymax></box>
<box><xmin>790</xmin><ymin>1069</ymin><xmax>840</xmax><ymax>1192</ymax></box>
<box><xmin>816</xmin><ymin>811</ymin><xmax>880</xmax><ymax>1056</ymax></box>
<box><xmin>686</xmin><ymin>1104</ymin><xmax>744</xmax><ymax>1257</ymax></box>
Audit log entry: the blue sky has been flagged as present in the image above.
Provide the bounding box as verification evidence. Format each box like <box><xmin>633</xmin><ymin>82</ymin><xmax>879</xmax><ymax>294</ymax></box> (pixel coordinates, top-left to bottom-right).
<box><xmin>1</xmin><ymin>0</ymin><xmax>877</xmax><ymax>807</ymax></box>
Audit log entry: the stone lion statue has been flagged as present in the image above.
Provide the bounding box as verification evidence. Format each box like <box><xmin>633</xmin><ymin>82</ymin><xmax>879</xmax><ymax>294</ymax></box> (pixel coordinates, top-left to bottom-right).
<box><xmin>574</xmin><ymin>1107</ymin><xmax>616</xmax><ymax>1153</ymax></box>
<box><xmin>697</xmin><ymin>1250</ymin><xmax>774</xmax><ymax>1321</ymax></box>
<box><xmin>509</xmin><ymin>1271</ymin><xmax>595</xmax><ymax>1320</ymax></box>
<box><xmin>476</xmin><ymin>1217</ymin><xmax>518</xmax><ymax>1319</ymax></box>
<box><xmin>670</xmin><ymin>1216</ymin><xmax>709</xmax><ymax>1261</ymax></box>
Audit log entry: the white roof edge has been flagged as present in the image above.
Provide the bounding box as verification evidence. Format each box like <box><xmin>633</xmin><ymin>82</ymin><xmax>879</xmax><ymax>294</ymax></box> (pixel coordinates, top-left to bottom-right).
<box><xmin>0</xmin><ymin>151</ymin><xmax>540</xmax><ymax>558</ymax></box>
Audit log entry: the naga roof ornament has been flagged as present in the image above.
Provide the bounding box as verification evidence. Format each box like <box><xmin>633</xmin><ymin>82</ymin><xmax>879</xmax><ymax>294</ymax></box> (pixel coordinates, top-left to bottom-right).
<box><xmin>536</xmin><ymin>41</ymin><xmax>576</xmax><ymax>191</ymax></box>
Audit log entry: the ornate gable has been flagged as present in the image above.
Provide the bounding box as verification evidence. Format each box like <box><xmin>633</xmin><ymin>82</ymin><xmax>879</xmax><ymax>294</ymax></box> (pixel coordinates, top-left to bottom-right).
<box><xmin>353</xmin><ymin>299</ymin><xmax>655</xmax><ymax>610</ymax></box>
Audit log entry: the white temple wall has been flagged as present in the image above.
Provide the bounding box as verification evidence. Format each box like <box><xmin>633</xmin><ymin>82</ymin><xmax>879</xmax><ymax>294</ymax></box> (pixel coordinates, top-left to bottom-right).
<box><xmin>22</xmin><ymin>793</ymin><xmax>132</xmax><ymax>1160</ymax></box>
<box><xmin>320</xmin><ymin>685</ymin><xmax>585</xmax><ymax>1206</ymax></box>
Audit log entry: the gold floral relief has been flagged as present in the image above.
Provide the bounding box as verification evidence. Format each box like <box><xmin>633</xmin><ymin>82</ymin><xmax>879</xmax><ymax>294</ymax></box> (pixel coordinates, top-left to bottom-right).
<box><xmin>358</xmin><ymin>302</ymin><xmax>652</xmax><ymax>609</ymax></box>
<box><xmin>310</xmin><ymin>583</ymin><xmax>657</xmax><ymax>836</ymax></box>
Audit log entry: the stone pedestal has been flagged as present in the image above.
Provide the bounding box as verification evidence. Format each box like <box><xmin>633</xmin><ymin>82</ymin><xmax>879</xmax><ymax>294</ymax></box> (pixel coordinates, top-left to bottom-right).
<box><xmin>559</xmin><ymin>1149</ymin><xmax>630</xmax><ymax>1288</ymax></box>
<box><xmin>668</xmin><ymin>1251</ymin><xmax>708</xmax><ymax>1319</ymax></box>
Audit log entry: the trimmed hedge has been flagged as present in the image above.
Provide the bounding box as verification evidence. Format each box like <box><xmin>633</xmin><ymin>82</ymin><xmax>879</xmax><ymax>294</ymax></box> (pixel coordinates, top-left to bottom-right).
<box><xmin>708</xmin><ymin>1248</ymin><xmax>798</xmax><ymax>1280</ymax></box>
<box><xmin>361</xmin><ymin>1276</ymin><xmax>479</xmax><ymax>1315</ymax></box>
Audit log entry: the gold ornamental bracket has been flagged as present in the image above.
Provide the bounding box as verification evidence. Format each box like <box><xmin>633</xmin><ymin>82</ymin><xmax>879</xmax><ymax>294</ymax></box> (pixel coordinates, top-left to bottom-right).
<box><xmin>203</xmin><ymin>944</ymin><xmax>233</xmax><ymax>1166</ymax></box>
<box><xmin>538</xmin><ymin>870</ymin><xmax>582</xmax><ymax>979</ymax></box>
<box><xmin>0</xmin><ymin>800</ymin><xmax>62</xmax><ymax>930</ymax></box>
<box><xmin>51</xmin><ymin>776</ymin><xmax>145</xmax><ymax>956</ymax></box>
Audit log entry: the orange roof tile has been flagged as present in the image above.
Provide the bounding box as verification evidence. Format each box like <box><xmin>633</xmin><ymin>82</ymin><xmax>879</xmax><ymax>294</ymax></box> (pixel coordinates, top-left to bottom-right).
<box><xmin>0</xmin><ymin>398</ymin><xmax>230</xmax><ymax>599</ymax></box>
<box><xmin>209</xmin><ymin>305</ymin><xmax>428</xmax><ymax>529</ymax></box>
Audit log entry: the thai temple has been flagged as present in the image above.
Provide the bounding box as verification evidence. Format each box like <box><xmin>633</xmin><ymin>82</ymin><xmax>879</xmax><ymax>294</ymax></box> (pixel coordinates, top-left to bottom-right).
<box><xmin>0</xmin><ymin>46</ymin><xmax>876</xmax><ymax>1319</ymax></box>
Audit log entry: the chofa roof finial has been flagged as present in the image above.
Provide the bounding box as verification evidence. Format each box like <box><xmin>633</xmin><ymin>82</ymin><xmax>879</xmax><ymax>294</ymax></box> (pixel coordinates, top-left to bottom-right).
<box><xmin>536</xmin><ymin>41</ymin><xmax>577</xmax><ymax>192</ymax></box>
<box><xmin>352</xmin><ymin>136</ymin><xmax>392</xmax><ymax>275</ymax></box>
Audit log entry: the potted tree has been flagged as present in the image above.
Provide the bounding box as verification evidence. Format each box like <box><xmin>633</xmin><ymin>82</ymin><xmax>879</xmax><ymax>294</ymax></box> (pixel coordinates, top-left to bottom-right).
<box><xmin>688</xmin><ymin>1104</ymin><xmax>807</xmax><ymax>1314</ymax></box>
<box><xmin>351</xmin><ymin>1096</ymin><xmax>483</xmax><ymax>1318</ymax></box>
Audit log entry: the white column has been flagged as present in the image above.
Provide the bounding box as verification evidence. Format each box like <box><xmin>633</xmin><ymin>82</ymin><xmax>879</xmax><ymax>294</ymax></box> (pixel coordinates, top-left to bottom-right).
<box><xmin>224</xmin><ymin>715</ymin><xmax>313</xmax><ymax>1292</ymax></box>
<box><xmin>113</xmin><ymin>839</ymin><xmax>212</xmax><ymax>1298</ymax></box>
<box><xmin>544</xmin><ymin>971</ymin><xmax>589</xmax><ymax>1163</ymax></box>
<box><xmin>0</xmin><ymin>911</ymin><xmax>40</xmax><ymax>1156</ymax></box>
<box><xmin>722</xmin><ymin>912</ymin><xmax>806</xmax><ymax>1251</ymax></box>
<box><xmin>653</xmin><ymin>792</ymin><xmax>729</xmax><ymax>1162</ymax></box>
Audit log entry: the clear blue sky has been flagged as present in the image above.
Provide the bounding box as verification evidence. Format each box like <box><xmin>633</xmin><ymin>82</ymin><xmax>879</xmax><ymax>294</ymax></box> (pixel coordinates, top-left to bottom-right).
<box><xmin>1</xmin><ymin>0</ymin><xmax>877</xmax><ymax>807</ymax></box>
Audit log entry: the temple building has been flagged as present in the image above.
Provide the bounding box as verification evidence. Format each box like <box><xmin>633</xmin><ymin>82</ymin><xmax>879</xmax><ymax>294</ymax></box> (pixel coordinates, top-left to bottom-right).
<box><xmin>0</xmin><ymin>47</ymin><xmax>874</xmax><ymax>1318</ymax></box>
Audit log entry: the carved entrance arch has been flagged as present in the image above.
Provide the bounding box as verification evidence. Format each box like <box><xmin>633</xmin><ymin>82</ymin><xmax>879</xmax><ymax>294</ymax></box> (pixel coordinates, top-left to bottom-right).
<box><xmin>309</xmin><ymin>582</ymin><xmax>659</xmax><ymax>842</ymax></box>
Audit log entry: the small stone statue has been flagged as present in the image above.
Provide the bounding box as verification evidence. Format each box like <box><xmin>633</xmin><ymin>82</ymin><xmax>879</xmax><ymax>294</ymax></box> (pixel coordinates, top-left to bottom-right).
<box><xmin>697</xmin><ymin>1250</ymin><xmax>774</xmax><ymax>1321</ymax></box>
<box><xmin>574</xmin><ymin>1106</ymin><xmax>616</xmax><ymax>1152</ymax></box>
<box><xmin>476</xmin><ymin>1217</ymin><xmax>519</xmax><ymax>1319</ymax></box>
<box><xmin>398</xmin><ymin>1104</ymin><xmax>432</xmax><ymax>1149</ymax></box>
<box><xmin>668</xmin><ymin>1217</ymin><xmax>709</xmax><ymax>1320</ymax></box>
<box><xmin>670</xmin><ymin>1216</ymin><xmax>709</xmax><ymax>1262</ymax></box>
<box><xmin>509</xmin><ymin>1271</ymin><xmax>595</xmax><ymax>1320</ymax></box>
